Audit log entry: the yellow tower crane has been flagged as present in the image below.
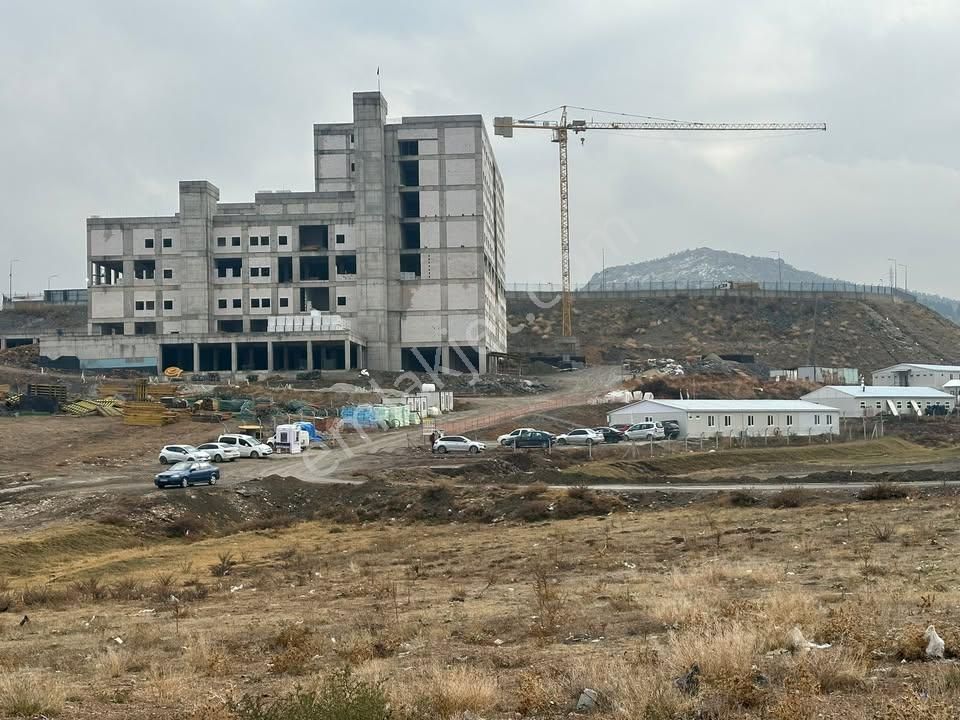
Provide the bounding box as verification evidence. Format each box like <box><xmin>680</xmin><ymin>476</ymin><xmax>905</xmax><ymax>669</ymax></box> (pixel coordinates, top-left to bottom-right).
<box><xmin>494</xmin><ymin>107</ymin><xmax>826</xmax><ymax>337</ymax></box>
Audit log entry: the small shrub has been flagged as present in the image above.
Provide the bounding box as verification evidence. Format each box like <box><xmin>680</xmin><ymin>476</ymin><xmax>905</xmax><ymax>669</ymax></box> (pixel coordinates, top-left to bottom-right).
<box><xmin>95</xmin><ymin>647</ymin><xmax>130</xmax><ymax>679</ymax></box>
<box><xmin>530</xmin><ymin>564</ymin><xmax>568</xmax><ymax>638</ymax></box>
<box><xmin>210</xmin><ymin>551</ymin><xmax>237</xmax><ymax>577</ymax></box>
<box><xmin>768</xmin><ymin>487</ymin><xmax>812</xmax><ymax>509</ymax></box>
<box><xmin>858</xmin><ymin>482</ymin><xmax>908</xmax><ymax>501</ymax></box>
<box><xmin>517</xmin><ymin>499</ymin><xmax>552</xmax><ymax>522</ymax></box>
<box><xmin>728</xmin><ymin>490</ymin><xmax>759</xmax><ymax>507</ymax></box>
<box><xmin>413</xmin><ymin>666</ymin><xmax>498</xmax><ymax>719</ymax></box>
<box><xmin>72</xmin><ymin>575</ymin><xmax>107</xmax><ymax>602</ymax></box>
<box><xmin>235</xmin><ymin>668</ymin><xmax>391</xmax><ymax>720</ymax></box>
<box><xmin>871</xmin><ymin>522</ymin><xmax>895</xmax><ymax>542</ymax></box>
<box><xmin>111</xmin><ymin>576</ymin><xmax>144</xmax><ymax>600</ymax></box>
<box><xmin>0</xmin><ymin>670</ymin><xmax>66</xmax><ymax>717</ymax></box>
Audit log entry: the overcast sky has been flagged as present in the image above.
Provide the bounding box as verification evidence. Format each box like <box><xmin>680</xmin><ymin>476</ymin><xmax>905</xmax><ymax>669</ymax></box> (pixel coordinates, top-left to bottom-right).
<box><xmin>2</xmin><ymin>1</ymin><xmax>958</xmax><ymax>296</ymax></box>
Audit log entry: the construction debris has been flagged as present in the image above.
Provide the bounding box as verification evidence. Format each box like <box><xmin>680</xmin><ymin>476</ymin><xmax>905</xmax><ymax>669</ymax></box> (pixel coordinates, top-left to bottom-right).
<box><xmin>925</xmin><ymin>625</ymin><xmax>945</xmax><ymax>660</ymax></box>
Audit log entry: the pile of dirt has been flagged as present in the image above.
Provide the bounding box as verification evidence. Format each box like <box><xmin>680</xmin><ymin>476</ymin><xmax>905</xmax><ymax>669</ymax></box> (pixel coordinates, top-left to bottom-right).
<box><xmin>94</xmin><ymin>475</ymin><xmax>648</xmax><ymax>532</ymax></box>
<box><xmin>0</xmin><ymin>343</ymin><xmax>39</xmax><ymax>368</ymax></box>
<box><xmin>507</xmin><ymin>294</ymin><xmax>960</xmax><ymax>370</ymax></box>
<box><xmin>625</xmin><ymin>374</ymin><xmax>818</xmax><ymax>401</ymax></box>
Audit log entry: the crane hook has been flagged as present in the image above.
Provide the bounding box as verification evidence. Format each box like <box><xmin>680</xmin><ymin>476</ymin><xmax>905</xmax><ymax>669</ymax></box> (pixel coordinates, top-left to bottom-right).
<box><xmin>580</xmin><ymin>137</ymin><xmax>585</xmax><ymax>146</ymax></box>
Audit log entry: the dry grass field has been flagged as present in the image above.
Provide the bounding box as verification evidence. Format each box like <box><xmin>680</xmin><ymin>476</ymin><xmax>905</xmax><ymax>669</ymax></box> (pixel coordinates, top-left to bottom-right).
<box><xmin>2</xmin><ymin>481</ymin><xmax>960</xmax><ymax>719</ymax></box>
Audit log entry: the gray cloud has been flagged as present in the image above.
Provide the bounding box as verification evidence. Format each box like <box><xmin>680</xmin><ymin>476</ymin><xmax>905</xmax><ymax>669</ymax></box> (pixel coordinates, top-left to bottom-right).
<box><xmin>1</xmin><ymin>1</ymin><xmax>957</xmax><ymax>295</ymax></box>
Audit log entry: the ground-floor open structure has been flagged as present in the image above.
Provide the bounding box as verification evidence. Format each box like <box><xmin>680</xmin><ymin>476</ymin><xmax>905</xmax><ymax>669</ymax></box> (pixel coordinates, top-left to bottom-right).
<box><xmin>801</xmin><ymin>385</ymin><xmax>954</xmax><ymax>417</ymax></box>
<box><xmin>38</xmin><ymin>330</ymin><xmax>367</xmax><ymax>374</ymax></box>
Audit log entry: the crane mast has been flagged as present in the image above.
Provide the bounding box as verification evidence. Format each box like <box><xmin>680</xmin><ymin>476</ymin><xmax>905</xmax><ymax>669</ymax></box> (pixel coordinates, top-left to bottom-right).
<box><xmin>494</xmin><ymin>108</ymin><xmax>826</xmax><ymax>338</ymax></box>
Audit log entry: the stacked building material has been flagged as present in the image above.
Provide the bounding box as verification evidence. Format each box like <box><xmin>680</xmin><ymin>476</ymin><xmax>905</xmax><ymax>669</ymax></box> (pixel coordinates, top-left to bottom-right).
<box><xmin>122</xmin><ymin>401</ymin><xmax>177</xmax><ymax>426</ymax></box>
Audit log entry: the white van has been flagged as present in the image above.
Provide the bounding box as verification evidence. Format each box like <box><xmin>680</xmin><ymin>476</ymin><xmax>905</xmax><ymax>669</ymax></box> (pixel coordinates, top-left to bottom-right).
<box><xmin>217</xmin><ymin>434</ymin><xmax>274</xmax><ymax>459</ymax></box>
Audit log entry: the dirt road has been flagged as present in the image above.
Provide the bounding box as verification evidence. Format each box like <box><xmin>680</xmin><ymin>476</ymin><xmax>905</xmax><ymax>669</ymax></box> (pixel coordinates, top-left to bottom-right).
<box><xmin>0</xmin><ymin>365</ymin><xmax>622</xmax><ymax>501</ymax></box>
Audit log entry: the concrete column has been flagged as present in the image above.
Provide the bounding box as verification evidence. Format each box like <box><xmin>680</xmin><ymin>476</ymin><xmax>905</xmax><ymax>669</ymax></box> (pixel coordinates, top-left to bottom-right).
<box><xmin>344</xmin><ymin>339</ymin><xmax>351</xmax><ymax>369</ymax></box>
<box><xmin>441</xmin><ymin>345</ymin><xmax>451</xmax><ymax>373</ymax></box>
<box><xmin>267</xmin><ymin>340</ymin><xmax>274</xmax><ymax>371</ymax></box>
<box><xmin>192</xmin><ymin>343</ymin><xmax>200</xmax><ymax>373</ymax></box>
<box><xmin>0</xmin><ymin>337</ymin><xmax>5</xmax><ymax>351</ymax></box>
<box><xmin>478</xmin><ymin>347</ymin><xmax>488</xmax><ymax>375</ymax></box>
<box><xmin>230</xmin><ymin>342</ymin><xmax>238</xmax><ymax>373</ymax></box>
<box><xmin>306</xmin><ymin>340</ymin><xmax>314</xmax><ymax>371</ymax></box>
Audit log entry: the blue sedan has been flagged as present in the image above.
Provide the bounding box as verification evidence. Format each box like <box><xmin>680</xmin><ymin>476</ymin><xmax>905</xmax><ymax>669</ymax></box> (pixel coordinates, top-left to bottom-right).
<box><xmin>154</xmin><ymin>461</ymin><xmax>220</xmax><ymax>489</ymax></box>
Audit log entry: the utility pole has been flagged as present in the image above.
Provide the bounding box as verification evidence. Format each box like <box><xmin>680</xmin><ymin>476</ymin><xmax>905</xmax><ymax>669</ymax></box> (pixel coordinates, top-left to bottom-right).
<box><xmin>888</xmin><ymin>257</ymin><xmax>897</xmax><ymax>290</ymax></box>
<box><xmin>601</xmin><ymin>248</ymin><xmax>606</xmax><ymax>291</ymax></box>
<box><xmin>770</xmin><ymin>251</ymin><xmax>782</xmax><ymax>288</ymax></box>
<box><xmin>47</xmin><ymin>273</ymin><xmax>59</xmax><ymax>290</ymax></box>
<box><xmin>898</xmin><ymin>263</ymin><xmax>907</xmax><ymax>293</ymax></box>
<box><xmin>8</xmin><ymin>258</ymin><xmax>18</xmax><ymax>299</ymax></box>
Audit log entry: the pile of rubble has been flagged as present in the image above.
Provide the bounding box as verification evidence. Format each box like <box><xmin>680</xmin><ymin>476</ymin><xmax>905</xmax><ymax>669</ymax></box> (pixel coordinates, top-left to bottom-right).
<box><xmin>0</xmin><ymin>343</ymin><xmax>39</xmax><ymax>368</ymax></box>
<box><xmin>443</xmin><ymin>373</ymin><xmax>550</xmax><ymax>395</ymax></box>
<box><xmin>623</xmin><ymin>357</ymin><xmax>686</xmax><ymax>377</ymax></box>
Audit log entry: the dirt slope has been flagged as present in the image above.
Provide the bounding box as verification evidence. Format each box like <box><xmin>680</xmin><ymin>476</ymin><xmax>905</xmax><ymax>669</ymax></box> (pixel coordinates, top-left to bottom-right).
<box><xmin>508</xmin><ymin>294</ymin><xmax>960</xmax><ymax>369</ymax></box>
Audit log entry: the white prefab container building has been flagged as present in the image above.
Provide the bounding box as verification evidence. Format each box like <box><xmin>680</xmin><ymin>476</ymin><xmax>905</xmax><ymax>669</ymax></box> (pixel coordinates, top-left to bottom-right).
<box><xmin>801</xmin><ymin>385</ymin><xmax>954</xmax><ymax>418</ymax></box>
<box><xmin>606</xmin><ymin>399</ymin><xmax>840</xmax><ymax>439</ymax></box>
<box><xmin>871</xmin><ymin>364</ymin><xmax>960</xmax><ymax>388</ymax></box>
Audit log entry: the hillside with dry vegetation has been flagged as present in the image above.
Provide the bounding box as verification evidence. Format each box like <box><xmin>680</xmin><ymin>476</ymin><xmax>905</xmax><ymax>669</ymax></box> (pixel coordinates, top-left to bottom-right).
<box><xmin>3</xmin><ymin>479</ymin><xmax>960</xmax><ymax>718</ymax></box>
<box><xmin>507</xmin><ymin>294</ymin><xmax>960</xmax><ymax>369</ymax></box>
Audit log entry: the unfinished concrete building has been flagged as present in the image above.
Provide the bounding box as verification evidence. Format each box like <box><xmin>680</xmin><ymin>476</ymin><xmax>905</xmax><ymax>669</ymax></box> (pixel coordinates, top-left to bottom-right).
<box><xmin>41</xmin><ymin>92</ymin><xmax>507</xmax><ymax>374</ymax></box>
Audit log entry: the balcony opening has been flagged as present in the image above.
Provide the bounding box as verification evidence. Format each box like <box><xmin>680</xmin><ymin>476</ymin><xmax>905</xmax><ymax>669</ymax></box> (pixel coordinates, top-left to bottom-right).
<box><xmin>400</xmin><ymin>223</ymin><xmax>421</xmax><ymax>249</ymax></box>
<box><xmin>161</xmin><ymin>343</ymin><xmax>194</xmax><ymax>372</ymax></box>
<box><xmin>300</xmin><ymin>225</ymin><xmax>329</xmax><ymax>250</ymax></box>
<box><xmin>250</xmin><ymin>319</ymin><xmax>268</xmax><ymax>332</ymax></box>
<box><xmin>217</xmin><ymin>320</ymin><xmax>244</xmax><ymax>333</ymax></box>
<box><xmin>399</xmin><ymin>253</ymin><xmax>421</xmax><ymax>278</ymax></box>
<box><xmin>198</xmin><ymin>343</ymin><xmax>232</xmax><ymax>371</ymax></box>
<box><xmin>399</xmin><ymin>160</ymin><xmax>419</xmax><ymax>186</ymax></box>
<box><xmin>273</xmin><ymin>342</ymin><xmax>308</xmax><ymax>371</ymax></box>
<box><xmin>134</xmin><ymin>322</ymin><xmax>157</xmax><ymax>335</ymax></box>
<box><xmin>299</xmin><ymin>256</ymin><xmax>329</xmax><ymax>281</ymax></box>
<box><xmin>215</xmin><ymin>258</ymin><xmax>242</xmax><ymax>279</ymax></box>
<box><xmin>401</xmin><ymin>346</ymin><xmax>440</xmax><ymax>372</ymax></box>
<box><xmin>91</xmin><ymin>260</ymin><xmax>123</xmax><ymax>285</ymax></box>
<box><xmin>398</xmin><ymin>140</ymin><xmax>418</xmax><ymax>156</ymax></box>
<box><xmin>450</xmin><ymin>345</ymin><xmax>480</xmax><ymax>374</ymax></box>
<box><xmin>278</xmin><ymin>256</ymin><xmax>293</xmax><ymax>283</ymax></box>
<box><xmin>400</xmin><ymin>192</ymin><xmax>420</xmax><ymax>218</ymax></box>
<box><xmin>96</xmin><ymin>322</ymin><xmax>125</xmax><ymax>336</ymax></box>
<box><xmin>335</xmin><ymin>255</ymin><xmax>357</xmax><ymax>275</ymax></box>
<box><xmin>300</xmin><ymin>287</ymin><xmax>330</xmax><ymax>312</ymax></box>
<box><xmin>134</xmin><ymin>260</ymin><xmax>155</xmax><ymax>280</ymax></box>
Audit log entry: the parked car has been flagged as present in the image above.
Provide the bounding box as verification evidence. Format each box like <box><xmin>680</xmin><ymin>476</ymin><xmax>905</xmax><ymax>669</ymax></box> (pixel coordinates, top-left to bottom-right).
<box><xmin>433</xmin><ymin>435</ymin><xmax>486</xmax><ymax>454</ymax></box>
<box><xmin>217</xmin><ymin>434</ymin><xmax>274</xmax><ymax>458</ymax></box>
<box><xmin>610</xmin><ymin>423</ymin><xmax>633</xmax><ymax>433</ymax></box>
<box><xmin>497</xmin><ymin>427</ymin><xmax>538</xmax><ymax>446</ymax></box>
<box><xmin>502</xmin><ymin>430</ymin><xmax>555</xmax><ymax>449</ymax></box>
<box><xmin>158</xmin><ymin>445</ymin><xmax>211</xmax><ymax>465</ymax></box>
<box><xmin>593</xmin><ymin>427</ymin><xmax>625</xmax><ymax>443</ymax></box>
<box><xmin>555</xmin><ymin>428</ymin><xmax>604</xmax><ymax>446</ymax></box>
<box><xmin>195</xmin><ymin>442</ymin><xmax>241</xmax><ymax>463</ymax></box>
<box><xmin>155</xmin><ymin>461</ymin><xmax>220</xmax><ymax>488</ymax></box>
<box><xmin>662</xmin><ymin>420</ymin><xmax>681</xmax><ymax>440</ymax></box>
<box><xmin>623</xmin><ymin>422</ymin><xmax>665</xmax><ymax>441</ymax></box>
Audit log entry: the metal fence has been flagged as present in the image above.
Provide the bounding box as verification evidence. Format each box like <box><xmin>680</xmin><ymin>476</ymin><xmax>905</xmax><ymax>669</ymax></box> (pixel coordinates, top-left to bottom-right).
<box><xmin>506</xmin><ymin>281</ymin><xmax>916</xmax><ymax>303</ymax></box>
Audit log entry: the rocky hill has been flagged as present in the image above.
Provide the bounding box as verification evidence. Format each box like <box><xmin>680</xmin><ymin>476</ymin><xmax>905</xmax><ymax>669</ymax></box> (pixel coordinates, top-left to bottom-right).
<box><xmin>584</xmin><ymin>248</ymin><xmax>960</xmax><ymax>325</ymax></box>
<box><xmin>507</xmin><ymin>293</ymin><xmax>960</xmax><ymax>371</ymax></box>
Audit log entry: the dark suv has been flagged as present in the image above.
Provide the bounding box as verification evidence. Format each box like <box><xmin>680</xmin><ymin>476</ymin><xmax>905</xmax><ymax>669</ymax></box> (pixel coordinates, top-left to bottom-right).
<box><xmin>662</xmin><ymin>420</ymin><xmax>681</xmax><ymax>440</ymax></box>
<box><xmin>502</xmin><ymin>430</ymin><xmax>554</xmax><ymax>449</ymax></box>
<box><xmin>593</xmin><ymin>427</ymin><xmax>625</xmax><ymax>443</ymax></box>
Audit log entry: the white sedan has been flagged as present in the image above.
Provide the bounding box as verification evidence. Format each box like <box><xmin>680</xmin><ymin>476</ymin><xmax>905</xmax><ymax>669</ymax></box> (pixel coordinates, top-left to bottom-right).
<box><xmin>195</xmin><ymin>442</ymin><xmax>241</xmax><ymax>463</ymax></box>
<box><xmin>158</xmin><ymin>445</ymin><xmax>211</xmax><ymax>465</ymax></box>
<box><xmin>433</xmin><ymin>435</ymin><xmax>486</xmax><ymax>454</ymax></box>
<box><xmin>497</xmin><ymin>427</ymin><xmax>538</xmax><ymax>445</ymax></box>
<box><xmin>623</xmin><ymin>422</ymin><xmax>666</xmax><ymax>441</ymax></box>
<box><xmin>554</xmin><ymin>428</ymin><xmax>604</xmax><ymax>446</ymax></box>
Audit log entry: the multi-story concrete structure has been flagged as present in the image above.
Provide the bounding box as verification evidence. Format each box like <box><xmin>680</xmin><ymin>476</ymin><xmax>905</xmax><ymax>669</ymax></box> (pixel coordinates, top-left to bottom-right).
<box><xmin>41</xmin><ymin>92</ymin><xmax>507</xmax><ymax>374</ymax></box>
